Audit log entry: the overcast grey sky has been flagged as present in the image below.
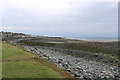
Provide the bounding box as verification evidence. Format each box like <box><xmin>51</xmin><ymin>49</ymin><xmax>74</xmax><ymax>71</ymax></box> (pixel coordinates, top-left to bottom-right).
<box><xmin>1</xmin><ymin>0</ymin><xmax>118</xmax><ymax>37</ymax></box>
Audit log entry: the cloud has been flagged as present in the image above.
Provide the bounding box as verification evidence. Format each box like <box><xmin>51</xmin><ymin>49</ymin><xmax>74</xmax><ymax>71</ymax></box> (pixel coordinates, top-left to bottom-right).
<box><xmin>1</xmin><ymin>0</ymin><xmax>118</xmax><ymax>37</ymax></box>
<box><xmin>0</xmin><ymin>0</ymin><xmax>2</xmax><ymax>31</ymax></box>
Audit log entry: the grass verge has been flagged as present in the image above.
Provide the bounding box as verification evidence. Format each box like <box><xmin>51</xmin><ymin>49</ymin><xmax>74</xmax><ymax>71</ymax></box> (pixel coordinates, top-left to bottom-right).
<box><xmin>2</xmin><ymin>42</ymin><xmax>74</xmax><ymax>79</ymax></box>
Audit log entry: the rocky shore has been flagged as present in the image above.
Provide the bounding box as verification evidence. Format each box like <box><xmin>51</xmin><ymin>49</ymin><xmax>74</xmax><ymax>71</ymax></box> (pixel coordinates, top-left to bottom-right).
<box><xmin>1</xmin><ymin>32</ymin><xmax>120</xmax><ymax>80</ymax></box>
<box><xmin>12</xmin><ymin>44</ymin><xmax>119</xmax><ymax>80</ymax></box>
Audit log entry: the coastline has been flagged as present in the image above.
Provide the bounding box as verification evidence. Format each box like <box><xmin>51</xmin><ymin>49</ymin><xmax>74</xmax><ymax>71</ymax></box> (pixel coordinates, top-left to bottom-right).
<box><xmin>1</xmin><ymin>32</ymin><xmax>119</xmax><ymax>80</ymax></box>
<box><xmin>64</xmin><ymin>37</ymin><xmax>118</xmax><ymax>42</ymax></box>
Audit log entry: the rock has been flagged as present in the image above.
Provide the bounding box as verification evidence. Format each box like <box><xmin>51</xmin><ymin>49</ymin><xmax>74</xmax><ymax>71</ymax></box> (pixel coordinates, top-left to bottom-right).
<box><xmin>66</xmin><ymin>69</ymin><xmax>71</xmax><ymax>73</ymax></box>
<box><xmin>58</xmin><ymin>59</ymin><xmax>63</xmax><ymax>63</ymax></box>
<box><xmin>35</xmin><ymin>47</ymin><xmax>37</xmax><ymax>50</ymax></box>
<box><xmin>73</xmin><ymin>72</ymin><xmax>80</xmax><ymax>77</ymax></box>
<box><xmin>82</xmin><ymin>71</ymin><xmax>92</xmax><ymax>79</ymax></box>
<box><xmin>56</xmin><ymin>64</ymin><xmax>63</xmax><ymax>68</ymax></box>
<box><xmin>63</xmin><ymin>63</ymin><xmax>68</xmax><ymax>69</ymax></box>
<box><xmin>99</xmin><ymin>71</ymin><xmax>115</xmax><ymax>79</ymax></box>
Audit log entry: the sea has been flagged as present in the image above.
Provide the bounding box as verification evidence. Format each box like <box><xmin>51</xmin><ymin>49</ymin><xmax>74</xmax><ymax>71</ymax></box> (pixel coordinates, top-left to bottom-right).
<box><xmin>67</xmin><ymin>37</ymin><xmax>119</xmax><ymax>41</ymax></box>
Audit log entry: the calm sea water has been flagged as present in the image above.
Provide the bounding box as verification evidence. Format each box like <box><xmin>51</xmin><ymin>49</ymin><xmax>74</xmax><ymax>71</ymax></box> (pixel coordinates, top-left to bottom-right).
<box><xmin>68</xmin><ymin>37</ymin><xmax>118</xmax><ymax>41</ymax></box>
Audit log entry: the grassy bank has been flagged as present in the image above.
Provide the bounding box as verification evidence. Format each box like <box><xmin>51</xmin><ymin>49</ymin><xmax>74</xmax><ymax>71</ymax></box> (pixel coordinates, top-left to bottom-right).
<box><xmin>2</xmin><ymin>42</ymin><xmax>72</xmax><ymax>79</ymax></box>
<box><xmin>0</xmin><ymin>41</ymin><xmax>2</xmax><ymax>79</ymax></box>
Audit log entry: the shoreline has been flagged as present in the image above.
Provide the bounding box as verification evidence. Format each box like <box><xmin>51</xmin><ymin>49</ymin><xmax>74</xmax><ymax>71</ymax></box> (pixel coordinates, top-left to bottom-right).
<box><xmin>1</xmin><ymin>32</ymin><xmax>119</xmax><ymax>80</ymax></box>
<box><xmin>64</xmin><ymin>37</ymin><xmax>118</xmax><ymax>42</ymax></box>
<box><xmin>10</xmin><ymin>41</ymin><xmax>119</xmax><ymax>80</ymax></box>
